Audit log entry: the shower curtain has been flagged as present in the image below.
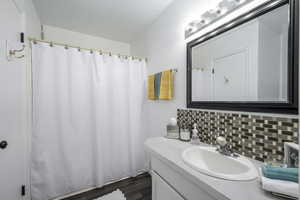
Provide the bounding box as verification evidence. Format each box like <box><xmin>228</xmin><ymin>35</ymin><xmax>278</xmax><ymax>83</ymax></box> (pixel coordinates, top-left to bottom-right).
<box><xmin>31</xmin><ymin>42</ymin><xmax>147</xmax><ymax>200</ymax></box>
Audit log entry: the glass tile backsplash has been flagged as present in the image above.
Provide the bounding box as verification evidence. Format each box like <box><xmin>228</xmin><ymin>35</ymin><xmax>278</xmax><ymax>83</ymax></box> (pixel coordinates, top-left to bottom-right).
<box><xmin>177</xmin><ymin>109</ymin><xmax>298</xmax><ymax>162</ymax></box>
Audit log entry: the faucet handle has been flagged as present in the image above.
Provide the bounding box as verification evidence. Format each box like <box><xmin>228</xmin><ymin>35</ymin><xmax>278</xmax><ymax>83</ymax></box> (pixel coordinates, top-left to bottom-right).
<box><xmin>216</xmin><ymin>136</ymin><xmax>227</xmax><ymax>147</ymax></box>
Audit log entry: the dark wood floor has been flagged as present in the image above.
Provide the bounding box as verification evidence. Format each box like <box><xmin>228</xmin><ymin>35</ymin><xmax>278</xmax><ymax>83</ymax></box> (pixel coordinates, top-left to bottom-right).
<box><xmin>62</xmin><ymin>173</ymin><xmax>152</xmax><ymax>200</ymax></box>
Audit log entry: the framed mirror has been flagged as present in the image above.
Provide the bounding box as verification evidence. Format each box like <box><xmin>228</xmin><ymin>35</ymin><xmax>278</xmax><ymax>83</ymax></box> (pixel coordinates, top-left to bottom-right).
<box><xmin>187</xmin><ymin>0</ymin><xmax>298</xmax><ymax>114</ymax></box>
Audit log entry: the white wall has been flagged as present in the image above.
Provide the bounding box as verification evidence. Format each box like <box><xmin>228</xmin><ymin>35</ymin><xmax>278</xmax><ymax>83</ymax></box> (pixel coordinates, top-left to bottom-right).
<box><xmin>257</xmin><ymin>5</ymin><xmax>289</xmax><ymax>101</ymax></box>
<box><xmin>258</xmin><ymin>22</ymin><xmax>281</xmax><ymax>101</ymax></box>
<box><xmin>131</xmin><ymin>0</ymin><xmax>297</xmax><ymax>139</ymax></box>
<box><xmin>43</xmin><ymin>25</ymin><xmax>131</xmax><ymax>55</ymax></box>
<box><xmin>24</xmin><ymin>0</ymin><xmax>41</xmax><ymax>37</ymax></box>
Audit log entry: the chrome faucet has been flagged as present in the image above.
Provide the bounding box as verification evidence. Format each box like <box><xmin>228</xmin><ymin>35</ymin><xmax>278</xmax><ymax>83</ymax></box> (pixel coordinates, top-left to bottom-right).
<box><xmin>216</xmin><ymin>136</ymin><xmax>237</xmax><ymax>157</ymax></box>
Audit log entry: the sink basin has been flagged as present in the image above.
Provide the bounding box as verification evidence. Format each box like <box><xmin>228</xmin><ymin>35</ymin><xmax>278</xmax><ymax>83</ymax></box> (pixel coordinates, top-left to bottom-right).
<box><xmin>182</xmin><ymin>146</ymin><xmax>258</xmax><ymax>181</ymax></box>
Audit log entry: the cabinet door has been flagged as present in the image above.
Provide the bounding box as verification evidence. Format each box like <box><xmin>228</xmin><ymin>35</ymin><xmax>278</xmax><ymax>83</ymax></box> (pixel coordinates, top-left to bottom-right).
<box><xmin>152</xmin><ymin>171</ymin><xmax>185</xmax><ymax>200</ymax></box>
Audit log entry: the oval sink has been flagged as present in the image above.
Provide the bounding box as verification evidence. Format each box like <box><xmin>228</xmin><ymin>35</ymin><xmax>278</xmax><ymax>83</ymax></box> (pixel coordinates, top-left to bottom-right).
<box><xmin>182</xmin><ymin>146</ymin><xmax>258</xmax><ymax>181</ymax></box>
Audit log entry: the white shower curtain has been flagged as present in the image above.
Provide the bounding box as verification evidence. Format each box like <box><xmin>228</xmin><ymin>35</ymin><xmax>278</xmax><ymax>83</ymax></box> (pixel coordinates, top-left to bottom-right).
<box><xmin>31</xmin><ymin>42</ymin><xmax>147</xmax><ymax>200</ymax></box>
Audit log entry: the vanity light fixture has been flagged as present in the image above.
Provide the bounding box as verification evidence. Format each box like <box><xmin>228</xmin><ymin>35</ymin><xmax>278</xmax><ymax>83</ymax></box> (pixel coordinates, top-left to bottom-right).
<box><xmin>185</xmin><ymin>0</ymin><xmax>253</xmax><ymax>39</ymax></box>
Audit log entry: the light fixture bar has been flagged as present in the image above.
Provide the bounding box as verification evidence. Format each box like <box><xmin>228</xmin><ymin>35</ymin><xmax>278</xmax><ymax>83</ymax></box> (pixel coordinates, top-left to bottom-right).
<box><xmin>185</xmin><ymin>0</ymin><xmax>254</xmax><ymax>39</ymax></box>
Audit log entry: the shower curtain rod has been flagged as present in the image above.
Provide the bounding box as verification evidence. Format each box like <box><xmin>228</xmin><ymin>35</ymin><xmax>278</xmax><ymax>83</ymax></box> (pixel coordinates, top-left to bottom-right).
<box><xmin>28</xmin><ymin>37</ymin><xmax>148</xmax><ymax>62</ymax></box>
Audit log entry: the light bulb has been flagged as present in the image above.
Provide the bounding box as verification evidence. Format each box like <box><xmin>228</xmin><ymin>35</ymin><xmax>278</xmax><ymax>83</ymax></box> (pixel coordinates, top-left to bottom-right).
<box><xmin>215</xmin><ymin>6</ymin><xmax>227</xmax><ymax>15</ymax></box>
<box><xmin>185</xmin><ymin>24</ymin><xmax>197</xmax><ymax>33</ymax></box>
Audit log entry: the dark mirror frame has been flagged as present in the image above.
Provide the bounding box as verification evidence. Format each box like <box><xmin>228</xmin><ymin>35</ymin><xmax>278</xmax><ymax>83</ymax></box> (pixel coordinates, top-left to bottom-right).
<box><xmin>187</xmin><ymin>0</ymin><xmax>299</xmax><ymax>114</ymax></box>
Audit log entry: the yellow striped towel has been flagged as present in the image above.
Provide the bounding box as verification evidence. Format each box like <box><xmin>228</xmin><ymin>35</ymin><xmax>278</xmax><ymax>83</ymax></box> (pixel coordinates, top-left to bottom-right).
<box><xmin>159</xmin><ymin>69</ymin><xmax>173</xmax><ymax>100</ymax></box>
<box><xmin>148</xmin><ymin>74</ymin><xmax>156</xmax><ymax>100</ymax></box>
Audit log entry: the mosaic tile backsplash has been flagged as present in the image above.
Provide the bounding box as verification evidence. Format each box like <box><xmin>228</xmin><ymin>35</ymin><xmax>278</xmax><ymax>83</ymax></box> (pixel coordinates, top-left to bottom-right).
<box><xmin>177</xmin><ymin>109</ymin><xmax>299</xmax><ymax>162</ymax></box>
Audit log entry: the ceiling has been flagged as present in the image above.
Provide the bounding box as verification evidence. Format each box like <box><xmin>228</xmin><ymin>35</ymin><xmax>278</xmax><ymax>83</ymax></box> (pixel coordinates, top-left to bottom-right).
<box><xmin>33</xmin><ymin>0</ymin><xmax>174</xmax><ymax>43</ymax></box>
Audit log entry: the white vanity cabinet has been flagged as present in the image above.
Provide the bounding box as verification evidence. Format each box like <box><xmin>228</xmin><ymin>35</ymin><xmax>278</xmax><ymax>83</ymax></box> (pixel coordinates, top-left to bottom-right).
<box><xmin>150</xmin><ymin>156</ymin><xmax>220</xmax><ymax>200</ymax></box>
<box><xmin>146</xmin><ymin>137</ymin><xmax>282</xmax><ymax>200</ymax></box>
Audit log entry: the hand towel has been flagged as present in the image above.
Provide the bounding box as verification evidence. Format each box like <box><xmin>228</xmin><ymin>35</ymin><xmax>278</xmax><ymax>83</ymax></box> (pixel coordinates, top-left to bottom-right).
<box><xmin>154</xmin><ymin>72</ymin><xmax>162</xmax><ymax>99</ymax></box>
<box><xmin>261</xmin><ymin>173</ymin><xmax>299</xmax><ymax>198</ymax></box>
<box><xmin>159</xmin><ymin>69</ymin><xmax>173</xmax><ymax>100</ymax></box>
<box><xmin>262</xmin><ymin>165</ymin><xmax>298</xmax><ymax>183</ymax></box>
<box><xmin>147</xmin><ymin>75</ymin><xmax>155</xmax><ymax>100</ymax></box>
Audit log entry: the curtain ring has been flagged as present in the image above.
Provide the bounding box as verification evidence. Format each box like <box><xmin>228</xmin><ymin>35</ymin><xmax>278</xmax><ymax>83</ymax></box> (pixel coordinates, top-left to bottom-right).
<box><xmin>99</xmin><ymin>50</ymin><xmax>103</xmax><ymax>55</ymax></box>
<box><xmin>64</xmin><ymin>45</ymin><xmax>68</xmax><ymax>50</ymax></box>
<box><xmin>78</xmin><ymin>47</ymin><xmax>81</xmax><ymax>52</ymax></box>
<box><xmin>90</xmin><ymin>49</ymin><xmax>93</xmax><ymax>54</ymax></box>
<box><xmin>49</xmin><ymin>42</ymin><xmax>53</xmax><ymax>47</ymax></box>
<box><xmin>33</xmin><ymin>39</ymin><xmax>37</xmax><ymax>44</ymax></box>
<box><xmin>109</xmin><ymin>52</ymin><xmax>112</xmax><ymax>56</ymax></box>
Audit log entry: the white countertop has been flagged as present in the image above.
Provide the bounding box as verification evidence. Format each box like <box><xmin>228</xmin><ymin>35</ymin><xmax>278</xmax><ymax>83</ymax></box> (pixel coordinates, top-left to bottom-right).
<box><xmin>145</xmin><ymin>137</ymin><xmax>283</xmax><ymax>200</ymax></box>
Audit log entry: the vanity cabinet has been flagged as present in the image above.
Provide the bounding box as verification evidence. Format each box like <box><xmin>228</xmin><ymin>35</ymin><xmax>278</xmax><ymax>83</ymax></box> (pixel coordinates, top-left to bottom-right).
<box><xmin>146</xmin><ymin>137</ymin><xmax>282</xmax><ymax>200</ymax></box>
<box><xmin>150</xmin><ymin>156</ymin><xmax>220</xmax><ymax>200</ymax></box>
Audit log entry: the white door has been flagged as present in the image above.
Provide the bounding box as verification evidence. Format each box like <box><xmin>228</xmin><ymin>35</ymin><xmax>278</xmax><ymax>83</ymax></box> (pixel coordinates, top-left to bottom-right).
<box><xmin>213</xmin><ymin>51</ymin><xmax>248</xmax><ymax>101</ymax></box>
<box><xmin>0</xmin><ymin>1</ymin><xmax>27</xmax><ymax>200</ymax></box>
